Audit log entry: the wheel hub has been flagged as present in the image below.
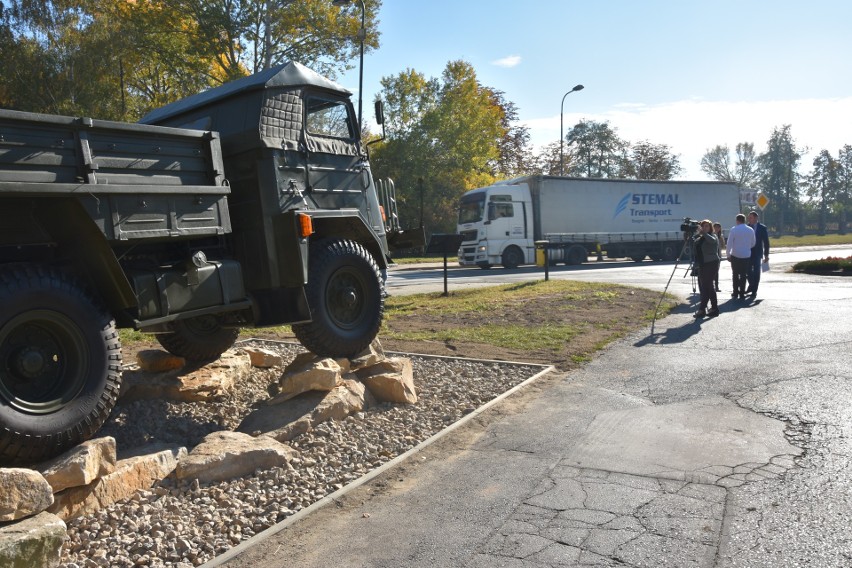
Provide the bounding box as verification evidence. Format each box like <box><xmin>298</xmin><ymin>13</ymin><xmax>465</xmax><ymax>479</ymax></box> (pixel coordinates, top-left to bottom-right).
<box><xmin>16</xmin><ymin>347</ymin><xmax>48</xmax><ymax>379</ymax></box>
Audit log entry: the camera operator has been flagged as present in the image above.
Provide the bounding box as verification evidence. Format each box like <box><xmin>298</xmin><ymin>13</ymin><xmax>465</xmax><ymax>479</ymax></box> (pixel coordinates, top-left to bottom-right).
<box><xmin>692</xmin><ymin>219</ymin><xmax>721</xmax><ymax>318</ymax></box>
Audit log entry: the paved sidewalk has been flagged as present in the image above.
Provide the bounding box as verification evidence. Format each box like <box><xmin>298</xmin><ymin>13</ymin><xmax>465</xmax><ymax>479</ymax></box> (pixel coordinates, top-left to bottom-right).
<box><xmin>209</xmin><ymin>269</ymin><xmax>852</xmax><ymax>567</ymax></box>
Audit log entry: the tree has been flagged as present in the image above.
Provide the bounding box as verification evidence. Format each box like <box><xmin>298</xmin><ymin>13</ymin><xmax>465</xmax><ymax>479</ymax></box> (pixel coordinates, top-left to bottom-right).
<box><xmin>564</xmin><ymin>120</ymin><xmax>628</xmax><ymax>178</ymax></box>
<box><xmin>806</xmin><ymin>150</ymin><xmax>841</xmax><ymax>235</ymax></box>
<box><xmin>759</xmin><ymin>125</ymin><xmax>803</xmax><ymax>234</ymax></box>
<box><xmin>372</xmin><ymin>60</ymin><xmax>511</xmax><ymax>235</ymax></box>
<box><xmin>836</xmin><ymin>145</ymin><xmax>852</xmax><ymax>234</ymax></box>
<box><xmin>625</xmin><ymin>140</ymin><xmax>682</xmax><ymax>180</ymax></box>
<box><xmin>700</xmin><ymin>142</ymin><xmax>761</xmax><ymax>188</ymax></box>
<box><xmin>0</xmin><ymin>0</ymin><xmax>380</xmax><ymax>120</ymax></box>
<box><xmin>489</xmin><ymin>90</ymin><xmax>536</xmax><ymax>179</ymax></box>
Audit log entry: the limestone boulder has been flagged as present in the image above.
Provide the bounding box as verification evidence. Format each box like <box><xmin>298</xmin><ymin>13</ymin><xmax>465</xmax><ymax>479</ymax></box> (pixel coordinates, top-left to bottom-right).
<box><xmin>48</xmin><ymin>444</ymin><xmax>186</xmax><ymax>521</ymax></box>
<box><xmin>0</xmin><ymin>511</ymin><xmax>66</xmax><ymax>568</ymax></box>
<box><xmin>38</xmin><ymin>437</ymin><xmax>116</xmax><ymax>493</ymax></box>
<box><xmin>0</xmin><ymin>468</ymin><xmax>53</xmax><ymax>522</ymax></box>
<box><xmin>349</xmin><ymin>338</ymin><xmax>386</xmax><ymax>370</ymax></box>
<box><xmin>238</xmin><ymin>379</ymin><xmax>371</xmax><ymax>442</ymax></box>
<box><xmin>120</xmin><ymin>348</ymin><xmax>251</xmax><ymax>402</ymax></box>
<box><xmin>175</xmin><ymin>431</ymin><xmax>298</xmax><ymax>484</ymax></box>
<box><xmin>274</xmin><ymin>354</ymin><xmax>350</xmax><ymax>403</ymax></box>
<box><xmin>356</xmin><ymin>357</ymin><xmax>418</xmax><ymax>404</ymax></box>
<box><xmin>243</xmin><ymin>346</ymin><xmax>284</xmax><ymax>368</ymax></box>
<box><xmin>136</xmin><ymin>349</ymin><xmax>186</xmax><ymax>372</ymax></box>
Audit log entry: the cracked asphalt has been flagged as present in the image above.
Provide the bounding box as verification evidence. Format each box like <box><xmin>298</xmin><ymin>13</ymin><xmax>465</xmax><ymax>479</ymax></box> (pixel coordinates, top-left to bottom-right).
<box><xmin>211</xmin><ymin>267</ymin><xmax>852</xmax><ymax>568</ymax></box>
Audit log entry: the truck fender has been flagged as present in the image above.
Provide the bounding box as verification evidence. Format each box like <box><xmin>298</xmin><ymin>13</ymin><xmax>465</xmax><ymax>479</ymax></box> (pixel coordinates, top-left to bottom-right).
<box><xmin>38</xmin><ymin>198</ymin><xmax>137</xmax><ymax>316</ymax></box>
<box><xmin>307</xmin><ymin>212</ymin><xmax>389</xmax><ymax>270</ymax></box>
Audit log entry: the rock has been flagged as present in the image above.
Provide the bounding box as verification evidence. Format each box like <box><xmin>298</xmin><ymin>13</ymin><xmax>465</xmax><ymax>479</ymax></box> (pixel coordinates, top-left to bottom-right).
<box><xmin>120</xmin><ymin>349</ymin><xmax>251</xmax><ymax>402</ymax></box>
<box><xmin>0</xmin><ymin>511</ymin><xmax>66</xmax><ymax>568</ymax></box>
<box><xmin>175</xmin><ymin>431</ymin><xmax>298</xmax><ymax>484</ymax></box>
<box><xmin>136</xmin><ymin>349</ymin><xmax>186</xmax><ymax>372</ymax></box>
<box><xmin>237</xmin><ymin>379</ymin><xmax>369</xmax><ymax>442</ymax></box>
<box><xmin>38</xmin><ymin>437</ymin><xmax>117</xmax><ymax>493</ymax></box>
<box><xmin>0</xmin><ymin>468</ymin><xmax>53</xmax><ymax>522</ymax></box>
<box><xmin>356</xmin><ymin>357</ymin><xmax>418</xmax><ymax>404</ymax></box>
<box><xmin>48</xmin><ymin>445</ymin><xmax>186</xmax><ymax>521</ymax></box>
<box><xmin>349</xmin><ymin>338</ymin><xmax>385</xmax><ymax>370</ymax></box>
<box><xmin>243</xmin><ymin>347</ymin><xmax>284</xmax><ymax>368</ymax></box>
<box><xmin>274</xmin><ymin>355</ymin><xmax>349</xmax><ymax>402</ymax></box>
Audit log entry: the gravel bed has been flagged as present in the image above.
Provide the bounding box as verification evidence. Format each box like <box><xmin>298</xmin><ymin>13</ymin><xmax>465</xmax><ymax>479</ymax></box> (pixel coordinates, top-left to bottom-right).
<box><xmin>58</xmin><ymin>340</ymin><xmax>547</xmax><ymax>568</ymax></box>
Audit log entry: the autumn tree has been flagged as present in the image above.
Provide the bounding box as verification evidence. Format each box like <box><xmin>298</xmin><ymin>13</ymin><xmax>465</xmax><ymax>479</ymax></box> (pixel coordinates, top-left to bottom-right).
<box><xmin>700</xmin><ymin>142</ymin><xmax>762</xmax><ymax>188</ymax></box>
<box><xmin>624</xmin><ymin>140</ymin><xmax>682</xmax><ymax>180</ymax></box>
<box><xmin>372</xmin><ymin>61</ymin><xmax>510</xmax><ymax>234</ymax></box>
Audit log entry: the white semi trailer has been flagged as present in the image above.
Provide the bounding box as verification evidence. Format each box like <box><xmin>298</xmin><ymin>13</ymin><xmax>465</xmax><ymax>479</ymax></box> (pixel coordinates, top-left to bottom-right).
<box><xmin>456</xmin><ymin>176</ymin><xmax>741</xmax><ymax>268</ymax></box>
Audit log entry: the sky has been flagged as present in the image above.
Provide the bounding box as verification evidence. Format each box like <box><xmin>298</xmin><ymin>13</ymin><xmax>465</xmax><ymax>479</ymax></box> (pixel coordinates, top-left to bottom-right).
<box><xmin>337</xmin><ymin>0</ymin><xmax>852</xmax><ymax>181</ymax></box>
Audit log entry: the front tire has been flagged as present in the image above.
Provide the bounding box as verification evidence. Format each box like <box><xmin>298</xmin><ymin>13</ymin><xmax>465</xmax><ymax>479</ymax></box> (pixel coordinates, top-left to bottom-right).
<box><xmin>0</xmin><ymin>266</ymin><xmax>121</xmax><ymax>464</ymax></box>
<box><xmin>293</xmin><ymin>239</ymin><xmax>384</xmax><ymax>357</ymax></box>
<box><xmin>501</xmin><ymin>246</ymin><xmax>524</xmax><ymax>269</ymax></box>
<box><xmin>156</xmin><ymin>316</ymin><xmax>239</xmax><ymax>361</ymax></box>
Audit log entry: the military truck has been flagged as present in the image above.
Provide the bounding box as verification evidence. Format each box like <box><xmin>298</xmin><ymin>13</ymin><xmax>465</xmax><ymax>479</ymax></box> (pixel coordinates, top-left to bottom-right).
<box><xmin>0</xmin><ymin>61</ymin><xmax>416</xmax><ymax>463</ymax></box>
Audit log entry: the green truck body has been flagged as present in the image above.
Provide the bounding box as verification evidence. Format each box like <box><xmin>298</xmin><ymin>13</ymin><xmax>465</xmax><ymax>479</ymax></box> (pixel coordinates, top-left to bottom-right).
<box><xmin>0</xmin><ymin>61</ymin><xmax>412</xmax><ymax>463</ymax></box>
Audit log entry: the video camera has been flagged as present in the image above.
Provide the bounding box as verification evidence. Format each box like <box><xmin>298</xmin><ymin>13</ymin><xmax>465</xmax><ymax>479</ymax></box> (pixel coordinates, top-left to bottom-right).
<box><xmin>680</xmin><ymin>217</ymin><xmax>700</xmax><ymax>235</ymax></box>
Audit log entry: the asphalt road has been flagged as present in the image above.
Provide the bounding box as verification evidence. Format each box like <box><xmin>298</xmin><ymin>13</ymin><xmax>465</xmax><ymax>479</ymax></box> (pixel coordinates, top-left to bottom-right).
<box><xmin>386</xmin><ymin>245</ymin><xmax>852</xmax><ymax>297</ymax></box>
<box><xmin>209</xmin><ymin>244</ymin><xmax>852</xmax><ymax>568</ymax></box>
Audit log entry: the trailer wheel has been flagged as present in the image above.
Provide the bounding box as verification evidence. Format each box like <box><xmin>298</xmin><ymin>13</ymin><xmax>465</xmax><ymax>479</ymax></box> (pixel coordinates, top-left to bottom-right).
<box><xmin>566</xmin><ymin>245</ymin><xmax>587</xmax><ymax>266</ymax></box>
<box><xmin>293</xmin><ymin>239</ymin><xmax>384</xmax><ymax>357</ymax></box>
<box><xmin>156</xmin><ymin>316</ymin><xmax>239</xmax><ymax>361</ymax></box>
<box><xmin>661</xmin><ymin>243</ymin><xmax>680</xmax><ymax>261</ymax></box>
<box><xmin>501</xmin><ymin>246</ymin><xmax>524</xmax><ymax>269</ymax></box>
<box><xmin>0</xmin><ymin>266</ymin><xmax>121</xmax><ymax>464</ymax></box>
<box><xmin>631</xmin><ymin>254</ymin><xmax>647</xmax><ymax>262</ymax></box>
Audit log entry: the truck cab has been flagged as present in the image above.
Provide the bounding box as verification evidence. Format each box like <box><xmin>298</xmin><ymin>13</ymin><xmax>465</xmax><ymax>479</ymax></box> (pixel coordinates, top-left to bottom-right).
<box><xmin>457</xmin><ymin>182</ymin><xmax>533</xmax><ymax>269</ymax></box>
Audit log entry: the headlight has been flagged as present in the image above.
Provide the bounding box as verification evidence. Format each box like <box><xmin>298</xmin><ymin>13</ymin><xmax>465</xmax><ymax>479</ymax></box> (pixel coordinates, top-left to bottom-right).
<box><xmin>478</xmin><ymin>245</ymin><xmax>486</xmax><ymax>252</ymax></box>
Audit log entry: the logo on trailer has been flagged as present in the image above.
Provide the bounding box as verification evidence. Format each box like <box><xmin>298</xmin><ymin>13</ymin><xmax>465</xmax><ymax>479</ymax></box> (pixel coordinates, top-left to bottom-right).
<box><xmin>613</xmin><ymin>194</ymin><xmax>630</xmax><ymax>219</ymax></box>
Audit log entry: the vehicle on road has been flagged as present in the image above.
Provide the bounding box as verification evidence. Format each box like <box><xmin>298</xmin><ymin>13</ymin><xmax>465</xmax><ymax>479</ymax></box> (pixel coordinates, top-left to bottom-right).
<box><xmin>0</xmin><ymin>61</ymin><xmax>419</xmax><ymax>463</ymax></box>
<box><xmin>457</xmin><ymin>176</ymin><xmax>741</xmax><ymax>269</ymax></box>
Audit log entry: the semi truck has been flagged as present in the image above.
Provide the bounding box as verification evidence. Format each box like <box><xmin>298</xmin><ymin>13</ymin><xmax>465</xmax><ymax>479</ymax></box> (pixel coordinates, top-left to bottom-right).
<box><xmin>0</xmin><ymin>61</ymin><xmax>420</xmax><ymax>464</ymax></box>
<box><xmin>457</xmin><ymin>176</ymin><xmax>741</xmax><ymax>268</ymax></box>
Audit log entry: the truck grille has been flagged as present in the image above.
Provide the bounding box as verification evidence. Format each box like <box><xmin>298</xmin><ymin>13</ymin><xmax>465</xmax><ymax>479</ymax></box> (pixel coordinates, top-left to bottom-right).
<box><xmin>460</xmin><ymin>230</ymin><xmax>478</xmax><ymax>242</ymax></box>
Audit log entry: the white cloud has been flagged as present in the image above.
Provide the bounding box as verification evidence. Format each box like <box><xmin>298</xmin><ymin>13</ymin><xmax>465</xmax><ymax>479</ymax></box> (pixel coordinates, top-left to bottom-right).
<box><xmin>525</xmin><ymin>97</ymin><xmax>852</xmax><ymax>180</ymax></box>
<box><xmin>492</xmin><ymin>55</ymin><xmax>522</xmax><ymax>68</ymax></box>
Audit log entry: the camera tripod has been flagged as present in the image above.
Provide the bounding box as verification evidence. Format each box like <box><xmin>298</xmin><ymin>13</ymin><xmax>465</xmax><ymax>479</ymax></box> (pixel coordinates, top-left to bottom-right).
<box><xmin>650</xmin><ymin>236</ymin><xmax>697</xmax><ymax>333</ymax></box>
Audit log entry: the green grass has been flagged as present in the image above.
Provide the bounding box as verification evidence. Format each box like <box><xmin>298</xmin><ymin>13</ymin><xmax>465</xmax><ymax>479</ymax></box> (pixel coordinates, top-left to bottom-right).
<box><xmin>771</xmin><ymin>233</ymin><xmax>852</xmax><ymax>247</ymax></box>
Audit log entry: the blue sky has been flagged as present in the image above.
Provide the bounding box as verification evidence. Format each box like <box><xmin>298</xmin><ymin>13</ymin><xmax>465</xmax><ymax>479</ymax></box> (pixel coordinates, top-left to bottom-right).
<box><xmin>338</xmin><ymin>0</ymin><xmax>852</xmax><ymax>181</ymax></box>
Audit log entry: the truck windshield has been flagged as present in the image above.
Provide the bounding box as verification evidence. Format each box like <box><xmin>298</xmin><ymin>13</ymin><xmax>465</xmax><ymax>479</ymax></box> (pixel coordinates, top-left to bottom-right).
<box><xmin>458</xmin><ymin>194</ymin><xmax>486</xmax><ymax>224</ymax></box>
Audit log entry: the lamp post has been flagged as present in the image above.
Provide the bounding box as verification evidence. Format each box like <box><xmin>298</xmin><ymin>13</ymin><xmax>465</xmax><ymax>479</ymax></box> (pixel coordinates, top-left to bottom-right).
<box><xmin>332</xmin><ymin>0</ymin><xmax>366</xmax><ymax>132</ymax></box>
<box><xmin>560</xmin><ymin>84</ymin><xmax>584</xmax><ymax>176</ymax></box>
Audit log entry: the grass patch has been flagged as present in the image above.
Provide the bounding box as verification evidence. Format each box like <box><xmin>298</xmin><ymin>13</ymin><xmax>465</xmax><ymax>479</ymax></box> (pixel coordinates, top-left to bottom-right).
<box><xmin>771</xmin><ymin>233</ymin><xmax>852</xmax><ymax>247</ymax></box>
<box><xmin>792</xmin><ymin>256</ymin><xmax>852</xmax><ymax>273</ymax></box>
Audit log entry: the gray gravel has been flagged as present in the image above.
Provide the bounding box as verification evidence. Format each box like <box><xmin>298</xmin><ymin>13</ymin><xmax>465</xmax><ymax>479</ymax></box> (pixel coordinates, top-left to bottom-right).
<box><xmin>58</xmin><ymin>340</ymin><xmax>545</xmax><ymax>568</ymax></box>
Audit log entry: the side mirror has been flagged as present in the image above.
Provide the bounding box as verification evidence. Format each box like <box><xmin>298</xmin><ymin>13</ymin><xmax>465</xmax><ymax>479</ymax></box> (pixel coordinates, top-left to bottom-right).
<box><xmin>374</xmin><ymin>100</ymin><xmax>385</xmax><ymax>125</ymax></box>
<box><xmin>486</xmin><ymin>203</ymin><xmax>496</xmax><ymax>223</ymax></box>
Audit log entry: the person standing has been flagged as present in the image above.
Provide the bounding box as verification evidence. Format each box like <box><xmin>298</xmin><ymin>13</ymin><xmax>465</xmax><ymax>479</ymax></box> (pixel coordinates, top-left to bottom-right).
<box><xmin>713</xmin><ymin>222</ymin><xmax>726</xmax><ymax>292</ymax></box>
<box><xmin>746</xmin><ymin>210</ymin><xmax>770</xmax><ymax>299</ymax></box>
<box><xmin>726</xmin><ymin>213</ymin><xmax>755</xmax><ymax>300</ymax></box>
<box><xmin>693</xmin><ymin>220</ymin><xmax>721</xmax><ymax>318</ymax></box>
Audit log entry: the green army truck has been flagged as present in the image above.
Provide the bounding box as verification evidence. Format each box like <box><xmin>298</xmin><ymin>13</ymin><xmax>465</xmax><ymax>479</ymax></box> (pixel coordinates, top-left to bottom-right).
<box><xmin>0</xmin><ymin>61</ymin><xmax>418</xmax><ymax>463</ymax></box>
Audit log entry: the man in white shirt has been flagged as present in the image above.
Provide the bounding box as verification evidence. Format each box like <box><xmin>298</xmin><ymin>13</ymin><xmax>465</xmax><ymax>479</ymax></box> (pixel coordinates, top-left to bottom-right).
<box><xmin>726</xmin><ymin>213</ymin><xmax>755</xmax><ymax>299</ymax></box>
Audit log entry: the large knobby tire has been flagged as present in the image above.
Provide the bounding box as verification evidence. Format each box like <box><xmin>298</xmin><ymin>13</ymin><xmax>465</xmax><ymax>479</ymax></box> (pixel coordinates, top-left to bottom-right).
<box><xmin>292</xmin><ymin>239</ymin><xmax>384</xmax><ymax>358</ymax></box>
<box><xmin>501</xmin><ymin>246</ymin><xmax>524</xmax><ymax>269</ymax></box>
<box><xmin>0</xmin><ymin>266</ymin><xmax>122</xmax><ymax>465</ymax></box>
<box><xmin>156</xmin><ymin>316</ymin><xmax>239</xmax><ymax>361</ymax></box>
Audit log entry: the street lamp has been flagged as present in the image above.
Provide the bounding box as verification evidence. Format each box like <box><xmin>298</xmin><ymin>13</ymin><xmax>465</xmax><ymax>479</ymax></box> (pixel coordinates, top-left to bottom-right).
<box><xmin>332</xmin><ymin>0</ymin><xmax>366</xmax><ymax>132</ymax></box>
<box><xmin>560</xmin><ymin>84</ymin><xmax>584</xmax><ymax>176</ymax></box>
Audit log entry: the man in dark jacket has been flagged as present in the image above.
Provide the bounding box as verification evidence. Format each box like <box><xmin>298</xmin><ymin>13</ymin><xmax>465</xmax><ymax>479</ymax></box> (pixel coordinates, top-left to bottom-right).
<box><xmin>746</xmin><ymin>210</ymin><xmax>770</xmax><ymax>298</ymax></box>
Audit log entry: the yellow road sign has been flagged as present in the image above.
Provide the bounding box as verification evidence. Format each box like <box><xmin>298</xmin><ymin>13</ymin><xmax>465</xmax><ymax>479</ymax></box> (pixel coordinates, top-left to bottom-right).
<box><xmin>756</xmin><ymin>193</ymin><xmax>770</xmax><ymax>209</ymax></box>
